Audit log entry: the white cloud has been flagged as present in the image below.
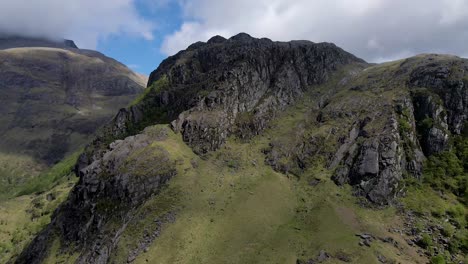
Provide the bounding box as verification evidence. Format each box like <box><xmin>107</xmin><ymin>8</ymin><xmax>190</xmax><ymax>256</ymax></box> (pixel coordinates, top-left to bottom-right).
<box><xmin>0</xmin><ymin>0</ymin><xmax>154</xmax><ymax>49</ymax></box>
<box><xmin>162</xmin><ymin>0</ymin><xmax>468</xmax><ymax>62</ymax></box>
<box><xmin>161</xmin><ymin>22</ymin><xmax>230</xmax><ymax>55</ymax></box>
<box><xmin>366</xmin><ymin>38</ymin><xmax>380</xmax><ymax>50</ymax></box>
<box><xmin>439</xmin><ymin>0</ymin><xmax>468</xmax><ymax>26</ymax></box>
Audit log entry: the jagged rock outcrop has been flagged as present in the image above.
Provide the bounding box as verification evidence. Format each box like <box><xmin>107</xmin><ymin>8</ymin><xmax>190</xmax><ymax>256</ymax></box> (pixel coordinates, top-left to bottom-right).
<box><xmin>408</xmin><ymin>55</ymin><xmax>468</xmax><ymax>135</ymax></box>
<box><xmin>164</xmin><ymin>34</ymin><xmax>364</xmax><ymax>154</ymax></box>
<box><xmin>16</xmin><ymin>126</ymin><xmax>176</xmax><ymax>264</ymax></box>
<box><xmin>411</xmin><ymin>91</ymin><xmax>449</xmax><ymax>155</ymax></box>
<box><xmin>265</xmin><ymin>54</ymin><xmax>468</xmax><ymax>205</ymax></box>
<box><xmin>333</xmin><ymin>116</ymin><xmax>405</xmax><ymax>204</ymax></box>
<box><xmin>77</xmin><ymin>33</ymin><xmax>365</xmax><ymax>171</ymax></box>
<box><xmin>330</xmin><ymin>55</ymin><xmax>468</xmax><ymax>204</ymax></box>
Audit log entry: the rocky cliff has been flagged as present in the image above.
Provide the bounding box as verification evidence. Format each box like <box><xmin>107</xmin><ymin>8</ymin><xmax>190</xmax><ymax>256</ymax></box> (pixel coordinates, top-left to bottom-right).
<box><xmin>16</xmin><ymin>35</ymin><xmax>468</xmax><ymax>263</ymax></box>
<box><xmin>76</xmin><ymin>33</ymin><xmax>365</xmax><ymax>170</ymax></box>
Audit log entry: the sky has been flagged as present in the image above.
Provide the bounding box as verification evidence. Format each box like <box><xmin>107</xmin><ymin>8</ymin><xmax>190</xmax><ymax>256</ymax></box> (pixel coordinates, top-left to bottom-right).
<box><xmin>1</xmin><ymin>0</ymin><xmax>468</xmax><ymax>75</ymax></box>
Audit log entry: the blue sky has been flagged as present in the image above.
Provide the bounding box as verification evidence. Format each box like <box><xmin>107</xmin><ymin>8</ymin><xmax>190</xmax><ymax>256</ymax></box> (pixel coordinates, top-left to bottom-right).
<box><xmin>2</xmin><ymin>0</ymin><xmax>467</xmax><ymax>78</ymax></box>
<box><xmin>97</xmin><ymin>1</ymin><xmax>184</xmax><ymax>75</ymax></box>
<box><xmin>96</xmin><ymin>0</ymin><xmax>468</xmax><ymax>77</ymax></box>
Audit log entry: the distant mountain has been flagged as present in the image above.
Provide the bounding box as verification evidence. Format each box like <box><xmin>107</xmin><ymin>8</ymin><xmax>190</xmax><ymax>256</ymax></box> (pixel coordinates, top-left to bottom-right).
<box><xmin>0</xmin><ymin>35</ymin><xmax>78</xmax><ymax>50</ymax></box>
<box><xmin>0</xmin><ymin>35</ymin><xmax>146</xmax><ymax>196</ymax></box>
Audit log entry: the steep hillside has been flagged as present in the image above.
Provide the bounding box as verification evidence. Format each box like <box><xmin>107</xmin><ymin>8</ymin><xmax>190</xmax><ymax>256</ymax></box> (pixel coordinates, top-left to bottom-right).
<box><xmin>0</xmin><ymin>36</ymin><xmax>146</xmax><ymax>198</ymax></box>
<box><xmin>15</xmin><ymin>34</ymin><xmax>467</xmax><ymax>264</ymax></box>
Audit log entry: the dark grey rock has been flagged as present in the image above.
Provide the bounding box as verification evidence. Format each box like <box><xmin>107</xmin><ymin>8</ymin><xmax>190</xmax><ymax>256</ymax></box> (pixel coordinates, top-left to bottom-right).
<box><xmin>333</xmin><ymin>116</ymin><xmax>404</xmax><ymax>205</ymax></box>
<box><xmin>317</xmin><ymin>250</ymin><xmax>330</xmax><ymax>262</ymax></box>
<box><xmin>17</xmin><ymin>128</ymin><xmax>177</xmax><ymax>264</ymax></box>
<box><xmin>377</xmin><ymin>254</ymin><xmax>387</xmax><ymax>263</ymax></box>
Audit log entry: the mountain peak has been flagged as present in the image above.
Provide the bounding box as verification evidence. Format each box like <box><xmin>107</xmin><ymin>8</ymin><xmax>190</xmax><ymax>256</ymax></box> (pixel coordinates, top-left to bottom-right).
<box><xmin>229</xmin><ymin>32</ymin><xmax>254</xmax><ymax>42</ymax></box>
<box><xmin>0</xmin><ymin>34</ymin><xmax>79</xmax><ymax>50</ymax></box>
<box><xmin>63</xmin><ymin>39</ymin><xmax>78</xmax><ymax>48</ymax></box>
<box><xmin>207</xmin><ymin>35</ymin><xmax>227</xmax><ymax>44</ymax></box>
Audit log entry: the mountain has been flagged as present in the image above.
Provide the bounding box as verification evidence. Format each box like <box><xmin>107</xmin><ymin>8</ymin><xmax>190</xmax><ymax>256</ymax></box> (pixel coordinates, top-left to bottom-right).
<box><xmin>0</xmin><ymin>35</ymin><xmax>78</xmax><ymax>50</ymax></box>
<box><xmin>13</xmin><ymin>34</ymin><xmax>468</xmax><ymax>263</ymax></box>
<box><xmin>0</xmin><ymin>35</ymin><xmax>146</xmax><ymax>198</ymax></box>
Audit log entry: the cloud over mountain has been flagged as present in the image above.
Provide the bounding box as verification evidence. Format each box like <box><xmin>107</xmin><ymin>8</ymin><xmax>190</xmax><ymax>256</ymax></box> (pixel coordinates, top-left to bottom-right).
<box><xmin>0</xmin><ymin>0</ymin><xmax>154</xmax><ymax>48</ymax></box>
<box><xmin>161</xmin><ymin>0</ymin><xmax>468</xmax><ymax>62</ymax></box>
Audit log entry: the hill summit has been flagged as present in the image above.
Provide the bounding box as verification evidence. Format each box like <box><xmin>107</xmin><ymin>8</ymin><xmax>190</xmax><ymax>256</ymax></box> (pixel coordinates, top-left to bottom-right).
<box><xmin>0</xmin><ymin>34</ymin><xmax>78</xmax><ymax>50</ymax></box>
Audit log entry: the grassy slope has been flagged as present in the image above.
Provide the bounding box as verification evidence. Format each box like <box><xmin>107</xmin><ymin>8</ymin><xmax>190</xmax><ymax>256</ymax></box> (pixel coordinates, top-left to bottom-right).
<box><xmin>112</xmin><ymin>126</ymin><xmax>424</xmax><ymax>264</ymax></box>
<box><xmin>402</xmin><ymin>184</ymin><xmax>467</xmax><ymax>262</ymax></box>
<box><xmin>0</xmin><ymin>150</ymin><xmax>80</xmax><ymax>262</ymax></box>
<box><xmin>96</xmin><ymin>100</ymin><xmax>428</xmax><ymax>264</ymax></box>
<box><xmin>0</xmin><ymin>176</ymin><xmax>77</xmax><ymax>263</ymax></box>
<box><xmin>42</xmin><ymin>64</ymin><xmax>434</xmax><ymax>263</ymax></box>
<box><xmin>0</xmin><ymin>150</ymin><xmax>80</xmax><ymax>200</ymax></box>
<box><xmin>0</xmin><ymin>153</ymin><xmax>46</xmax><ymax>199</ymax></box>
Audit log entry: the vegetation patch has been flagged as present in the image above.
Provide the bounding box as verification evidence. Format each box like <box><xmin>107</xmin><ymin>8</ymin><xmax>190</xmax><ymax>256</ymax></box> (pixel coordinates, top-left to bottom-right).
<box><xmin>423</xmin><ymin>136</ymin><xmax>468</xmax><ymax>205</ymax></box>
<box><xmin>15</xmin><ymin>150</ymin><xmax>80</xmax><ymax>197</ymax></box>
<box><xmin>130</xmin><ymin>75</ymin><xmax>169</xmax><ymax>106</ymax></box>
<box><xmin>0</xmin><ymin>178</ymin><xmax>76</xmax><ymax>263</ymax></box>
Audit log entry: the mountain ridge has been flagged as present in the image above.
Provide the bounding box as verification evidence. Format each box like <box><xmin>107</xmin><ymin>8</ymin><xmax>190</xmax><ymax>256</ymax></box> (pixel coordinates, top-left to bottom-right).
<box><xmin>0</xmin><ymin>34</ymin><xmax>78</xmax><ymax>50</ymax></box>
<box><xmin>13</xmin><ymin>34</ymin><xmax>468</xmax><ymax>264</ymax></box>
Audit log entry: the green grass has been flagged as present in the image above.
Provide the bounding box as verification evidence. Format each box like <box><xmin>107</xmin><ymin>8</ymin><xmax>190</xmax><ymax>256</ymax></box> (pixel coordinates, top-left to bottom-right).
<box><xmin>0</xmin><ymin>149</ymin><xmax>82</xmax><ymax>262</ymax></box>
<box><xmin>0</xmin><ymin>177</ymin><xmax>77</xmax><ymax>263</ymax></box>
<box><xmin>0</xmin><ymin>150</ymin><xmax>80</xmax><ymax>201</ymax></box>
<box><xmin>117</xmin><ymin>137</ymin><xmax>346</xmax><ymax>264</ymax></box>
<box><xmin>0</xmin><ymin>153</ymin><xmax>46</xmax><ymax>200</ymax></box>
<box><xmin>140</xmin><ymin>137</ymin><xmax>417</xmax><ymax>263</ymax></box>
<box><xmin>0</xmin><ymin>150</ymin><xmax>81</xmax><ymax>262</ymax></box>
<box><xmin>86</xmin><ymin>122</ymin><xmax>424</xmax><ymax>264</ymax></box>
<box><xmin>402</xmin><ymin>184</ymin><xmax>467</xmax><ymax>257</ymax></box>
<box><xmin>130</xmin><ymin>75</ymin><xmax>169</xmax><ymax>106</ymax></box>
<box><xmin>412</xmin><ymin>134</ymin><xmax>468</xmax><ymax>255</ymax></box>
<box><xmin>15</xmin><ymin>150</ymin><xmax>81</xmax><ymax>197</ymax></box>
<box><xmin>430</xmin><ymin>255</ymin><xmax>446</xmax><ymax>264</ymax></box>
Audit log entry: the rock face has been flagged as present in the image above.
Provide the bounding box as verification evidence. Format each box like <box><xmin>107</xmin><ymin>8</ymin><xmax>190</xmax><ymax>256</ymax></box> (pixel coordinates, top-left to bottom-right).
<box><xmin>76</xmin><ymin>33</ymin><xmax>365</xmax><ymax>172</ymax></box>
<box><xmin>332</xmin><ymin>116</ymin><xmax>405</xmax><ymax>204</ymax></box>
<box><xmin>162</xmin><ymin>34</ymin><xmax>364</xmax><ymax>154</ymax></box>
<box><xmin>330</xmin><ymin>55</ymin><xmax>468</xmax><ymax>204</ymax></box>
<box><xmin>409</xmin><ymin>56</ymin><xmax>468</xmax><ymax>135</ymax></box>
<box><xmin>148</xmin><ymin>34</ymin><xmax>363</xmax><ymax>152</ymax></box>
<box><xmin>265</xmin><ymin>54</ymin><xmax>468</xmax><ymax>205</ymax></box>
<box><xmin>411</xmin><ymin>91</ymin><xmax>450</xmax><ymax>155</ymax></box>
